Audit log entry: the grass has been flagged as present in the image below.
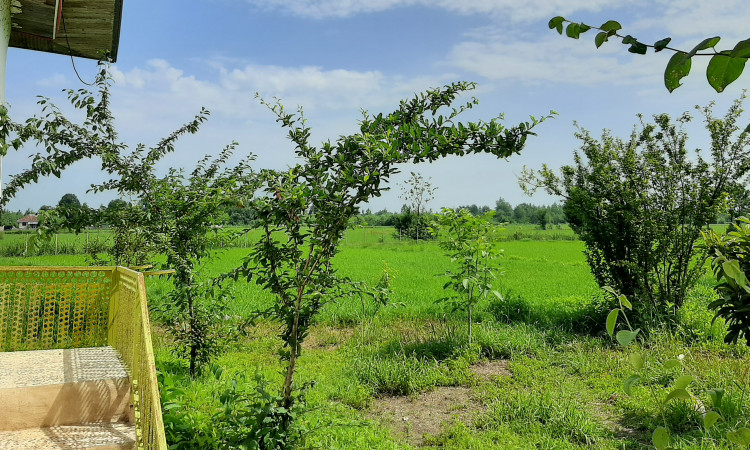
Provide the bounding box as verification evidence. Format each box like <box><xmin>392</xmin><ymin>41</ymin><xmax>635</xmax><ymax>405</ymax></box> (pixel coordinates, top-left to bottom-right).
<box><xmin>2</xmin><ymin>225</ymin><xmax>749</xmax><ymax>448</ymax></box>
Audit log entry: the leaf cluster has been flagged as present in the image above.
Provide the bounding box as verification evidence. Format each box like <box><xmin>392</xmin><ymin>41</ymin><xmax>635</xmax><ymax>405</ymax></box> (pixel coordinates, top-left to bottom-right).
<box><xmin>548</xmin><ymin>16</ymin><xmax>750</xmax><ymax>92</ymax></box>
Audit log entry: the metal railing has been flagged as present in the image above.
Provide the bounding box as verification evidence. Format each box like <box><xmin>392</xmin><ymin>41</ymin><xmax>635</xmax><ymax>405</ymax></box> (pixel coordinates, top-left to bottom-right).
<box><xmin>0</xmin><ymin>266</ymin><xmax>167</xmax><ymax>449</ymax></box>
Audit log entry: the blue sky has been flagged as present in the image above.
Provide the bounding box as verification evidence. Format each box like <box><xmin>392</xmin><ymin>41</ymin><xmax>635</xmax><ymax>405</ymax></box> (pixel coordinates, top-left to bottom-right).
<box><xmin>4</xmin><ymin>0</ymin><xmax>749</xmax><ymax>212</ymax></box>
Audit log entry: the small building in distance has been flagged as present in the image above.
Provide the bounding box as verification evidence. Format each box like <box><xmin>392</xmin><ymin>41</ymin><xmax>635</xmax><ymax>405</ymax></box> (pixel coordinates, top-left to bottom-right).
<box><xmin>17</xmin><ymin>214</ymin><xmax>39</xmax><ymax>230</ymax></box>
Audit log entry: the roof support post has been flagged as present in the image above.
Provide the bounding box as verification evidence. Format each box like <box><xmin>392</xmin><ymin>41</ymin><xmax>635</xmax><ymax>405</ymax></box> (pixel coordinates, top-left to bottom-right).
<box><xmin>0</xmin><ymin>0</ymin><xmax>9</xmax><ymax>206</ymax></box>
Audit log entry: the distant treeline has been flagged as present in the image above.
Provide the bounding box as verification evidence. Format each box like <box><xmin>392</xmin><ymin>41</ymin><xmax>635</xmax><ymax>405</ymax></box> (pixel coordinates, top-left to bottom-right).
<box><xmin>356</xmin><ymin>197</ymin><xmax>567</xmax><ymax>228</ymax></box>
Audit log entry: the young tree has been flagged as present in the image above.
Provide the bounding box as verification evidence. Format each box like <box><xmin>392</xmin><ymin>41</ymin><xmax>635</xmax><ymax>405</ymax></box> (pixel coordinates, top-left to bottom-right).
<box><xmin>433</xmin><ymin>208</ymin><xmax>502</xmax><ymax>344</ymax></box>
<box><xmin>521</xmin><ymin>98</ymin><xmax>750</xmax><ymax>325</ymax></box>
<box><xmin>231</xmin><ymin>83</ymin><xmax>551</xmax><ymax>436</ymax></box>
<box><xmin>395</xmin><ymin>171</ymin><xmax>437</xmax><ymax>240</ymax></box>
<box><xmin>0</xmin><ymin>64</ymin><xmax>255</xmax><ymax>376</ymax></box>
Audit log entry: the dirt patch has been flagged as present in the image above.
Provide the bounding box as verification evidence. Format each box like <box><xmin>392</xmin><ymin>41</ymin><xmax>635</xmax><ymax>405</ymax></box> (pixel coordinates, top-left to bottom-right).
<box><xmin>369</xmin><ymin>386</ymin><xmax>478</xmax><ymax>446</ymax></box>
<box><xmin>471</xmin><ymin>359</ymin><xmax>511</xmax><ymax>381</ymax></box>
<box><xmin>369</xmin><ymin>360</ymin><xmax>512</xmax><ymax>446</ymax></box>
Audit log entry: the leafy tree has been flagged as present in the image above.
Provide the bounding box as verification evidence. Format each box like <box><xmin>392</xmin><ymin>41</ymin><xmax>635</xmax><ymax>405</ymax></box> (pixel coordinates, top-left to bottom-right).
<box><xmin>57</xmin><ymin>193</ymin><xmax>81</xmax><ymax>209</ymax></box>
<box><xmin>230</xmin><ymin>83</ymin><xmax>551</xmax><ymax>438</ymax></box>
<box><xmin>0</xmin><ymin>63</ymin><xmax>255</xmax><ymax>376</ymax></box>
<box><xmin>548</xmin><ymin>16</ymin><xmax>750</xmax><ymax>93</ymax></box>
<box><xmin>494</xmin><ymin>197</ymin><xmax>514</xmax><ymax>223</ymax></box>
<box><xmin>521</xmin><ymin>98</ymin><xmax>750</xmax><ymax>325</ymax></box>
<box><xmin>433</xmin><ymin>208</ymin><xmax>502</xmax><ymax>344</ymax></box>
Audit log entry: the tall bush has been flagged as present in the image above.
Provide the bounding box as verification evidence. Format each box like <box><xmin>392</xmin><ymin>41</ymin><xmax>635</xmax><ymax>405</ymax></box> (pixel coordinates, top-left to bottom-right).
<box><xmin>521</xmin><ymin>97</ymin><xmax>750</xmax><ymax>325</ymax></box>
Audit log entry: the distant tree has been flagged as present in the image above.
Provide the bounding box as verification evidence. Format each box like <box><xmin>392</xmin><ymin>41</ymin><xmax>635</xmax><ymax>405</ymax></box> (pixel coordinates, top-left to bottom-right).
<box><xmin>57</xmin><ymin>193</ymin><xmax>81</xmax><ymax>209</ymax></box>
<box><xmin>395</xmin><ymin>172</ymin><xmax>438</xmax><ymax>240</ymax></box>
<box><xmin>548</xmin><ymin>16</ymin><xmax>750</xmax><ymax>93</ymax></box>
<box><xmin>494</xmin><ymin>197</ymin><xmax>514</xmax><ymax>223</ymax></box>
<box><xmin>39</xmin><ymin>205</ymin><xmax>53</xmax><ymax>211</ymax></box>
<box><xmin>513</xmin><ymin>203</ymin><xmax>538</xmax><ymax>224</ymax></box>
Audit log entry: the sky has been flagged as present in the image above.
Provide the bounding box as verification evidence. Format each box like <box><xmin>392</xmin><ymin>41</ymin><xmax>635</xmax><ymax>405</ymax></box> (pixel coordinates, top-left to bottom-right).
<box><xmin>3</xmin><ymin>0</ymin><xmax>749</xmax><ymax>213</ymax></box>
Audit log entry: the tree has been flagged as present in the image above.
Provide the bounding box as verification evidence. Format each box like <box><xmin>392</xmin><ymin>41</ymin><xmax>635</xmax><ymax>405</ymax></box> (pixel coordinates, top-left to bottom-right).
<box><xmin>231</xmin><ymin>83</ymin><xmax>551</xmax><ymax>439</ymax></box>
<box><xmin>433</xmin><ymin>208</ymin><xmax>502</xmax><ymax>344</ymax></box>
<box><xmin>494</xmin><ymin>197</ymin><xmax>514</xmax><ymax>223</ymax></box>
<box><xmin>521</xmin><ymin>97</ymin><xmax>750</xmax><ymax>325</ymax></box>
<box><xmin>57</xmin><ymin>193</ymin><xmax>81</xmax><ymax>209</ymax></box>
<box><xmin>548</xmin><ymin>16</ymin><xmax>750</xmax><ymax>93</ymax></box>
<box><xmin>0</xmin><ymin>63</ymin><xmax>255</xmax><ymax>377</ymax></box>
<box><xmin>395</xmin><ymin>171</ymin><xmax>437</xmax><ymax>240</ymax></box>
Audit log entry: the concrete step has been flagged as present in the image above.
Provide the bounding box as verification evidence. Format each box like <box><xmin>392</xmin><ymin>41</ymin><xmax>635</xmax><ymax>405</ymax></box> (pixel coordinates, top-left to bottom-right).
<box><xmin>0</xmin><ymin>423</ymin><xmax>136</xmax><ymax>449</ymax></box>
<box><xmin>0</xmin><ymin>347</ymin><xmax>132</xmax><ymax>431</ymax></box>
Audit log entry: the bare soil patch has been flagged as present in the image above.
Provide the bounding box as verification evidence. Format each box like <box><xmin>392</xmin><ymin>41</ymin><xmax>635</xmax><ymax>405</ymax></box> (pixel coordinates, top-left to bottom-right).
<box><xmin>369</xmin><ymin>360</ymin><xmax>511</xmax><ymax>446</ymax></box>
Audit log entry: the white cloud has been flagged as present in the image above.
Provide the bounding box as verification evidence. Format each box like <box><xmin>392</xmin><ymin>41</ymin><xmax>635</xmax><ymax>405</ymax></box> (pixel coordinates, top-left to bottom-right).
<box><xmin>244</xmin><ymin>0</ymin><xmax>624</xmax><ymax>21</ymax></box>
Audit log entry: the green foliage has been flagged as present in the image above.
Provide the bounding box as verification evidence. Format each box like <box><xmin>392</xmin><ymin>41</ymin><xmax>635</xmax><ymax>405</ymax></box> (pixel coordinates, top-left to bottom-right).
<box><xmin>0</xmin><ymin>62</ymin><xmax>255</xmax><ymax>377</ymax></box>
<box><xmin>433</xmin><ymin>208</ymin><xmax>503</xmax><ymax>343</ymax></box>
<box><xmin>521</xmin><ymin>97</ymin><xmax>750</xmax><ymax>325</ymax></box>
<box><xmin>394</xmin><ymin>171</ymin><xmax>437</xmax><ymax>240</ymax></box>
<box><xmin>549</xmin><ymin>16</ymin><xmax>750</xmax><ymax>92</ymax></box>
<box><xmin>703</xmin><ymin>217</ymin><xmax>750</xmax><ymax>345</ymax></box>
<box><xmin>231</xmin><ymin>82</ymin><xmax>550</xmax><ymax>435</ymax></box>
<box><xmin>604</xmin><ymin>287</ymin><xmax>750</xmax><ymax>449</ymax></box>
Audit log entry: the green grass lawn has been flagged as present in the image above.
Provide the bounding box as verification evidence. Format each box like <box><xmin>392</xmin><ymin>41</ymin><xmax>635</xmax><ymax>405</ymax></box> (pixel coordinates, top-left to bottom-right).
<box><xmin>1</xmin><ymin>226</ymin><xmax>748</xmax><ymax>449</ymax></box>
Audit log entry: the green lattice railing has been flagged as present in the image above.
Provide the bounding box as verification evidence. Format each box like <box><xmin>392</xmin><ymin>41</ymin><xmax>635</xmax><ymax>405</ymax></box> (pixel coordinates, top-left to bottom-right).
<box><xmin>0</xmin><ymin>266</ymin><xmax>167</xmax><ymax>449</ymax></box>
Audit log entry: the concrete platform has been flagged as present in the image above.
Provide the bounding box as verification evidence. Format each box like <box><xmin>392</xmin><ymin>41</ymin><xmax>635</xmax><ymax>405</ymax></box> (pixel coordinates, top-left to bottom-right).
<box><xmin>0</xmin><ymin>347</ymin><xmax>132</xmax><ymax>431</ymax></box>
<box><xmin>0</xmin><ymin>423</ymin><xmax>136</xmax><ymax>449</ymax></box>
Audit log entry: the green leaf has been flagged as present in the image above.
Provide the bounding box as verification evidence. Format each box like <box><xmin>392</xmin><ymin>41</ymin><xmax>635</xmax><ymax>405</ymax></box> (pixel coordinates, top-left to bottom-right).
<box><xmin>663</xmin><ymin>358</ymin><xmax>681</xmax><ymax>369</ymax></box>
<box><xmin>623</xmin><ymin>374</ymin><xmax>642</xmax><ymax>395</ymax></box>
<box><xmin>664</xmin><ymin>52</ymin><xmax>692</xmax><ymax>92</ymax></box>
<box><xmin>629</xmin><ymin>352</ymin><xmax>644</xmax><ymax>370</ymax></box>
<box><xmin>548</xmin><ymin>16</ymin><xmax>565</xmax><ymax>34</ymax></box>
<box><xmin>652</xmin><ymin>427</ymin><xmax>670</xmax><ymax>450</ymax></box>
<box><xmin>621</xmin><ymin>35</ymin><xmax>637</xmax><ymax>45</ymax></box>
<box><xmin>707</xmin><ymin>54</ymin><xmax>746</xmax><ymax>93</ymax></box>
<box><xmin>673</xmin><ymin>375</ymin><xmax>694</xmax><ymax>389</ymax></box>
<box><xmin>727</xmin><ymin>428</ymin><xmax>750</xmax><ymax>446</ymax></box>
<box><xmin>731</xmin><ymin>38</ymin><xmax>750</xmax><ymax>58</ymax></box>
<box><xmin>578</xmin><ymin>23</ymin><xmax>591</xmax><ymax>33</ymax></box>
<box><xmin>566</xmin><ymin>23</ymin><xmax>581</xmax><ymax>39</ymax></box>
<box><xmin>707</xmin><ymin>388</ymin><xmax>725</xmax><ymax>408</ymax></box>
<box><xmin>703</xmin><ymin>411</ymin><xmax>721</xmax><ymax>430</ymax></box>
<box><xmin>619</xmin><ymin>294</ymin><xmax>632</xmax><ymax>310</ymax></box>
<box><xmin>616</xmin><ymin>329</ymin><xmax>639</xmax><ymax>347</ymax></box>
<box><xmin>595</xmin><ymin>32</ymin><xmax>608</xmax><ymax>48</ymax></box>
<box><xmin>606</xmin><ymin>309</ymin><xmax>619</xmax><ymax>337</ymax></box>
<box><xmin>687</xmin><ymin>36</ymin><xmax>721</xmax><ymax>58</ymax></box>
<box><xmin>654</xmin><ymin>37</ymin><xmax>671</xmax><ymax>52</ymax></box>
<box><xmin>599</xmin><ymin>20</ymin><xmax>622</xmax><ymax>34</ymax></box>
<box><xmin>628</xmin><ymin>42</ymin><xmax>648</xmax><ymax>55</ymax></box>
<box><xmin>722</xmin><ymin>259</ymin><xmax>748</xmax><ymax>287</ymax></box>
<box><xmin>665</xmin><ymin>388</ymin><xmax>691</xmax><ymax>403</ymax></box>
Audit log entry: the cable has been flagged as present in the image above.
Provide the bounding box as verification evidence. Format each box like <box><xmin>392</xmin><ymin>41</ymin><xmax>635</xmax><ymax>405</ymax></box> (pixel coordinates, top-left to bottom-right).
<box><xmin>61</xmin><ymin>8</ymin><xmax>95</xmax><ymax>86</ymax></box>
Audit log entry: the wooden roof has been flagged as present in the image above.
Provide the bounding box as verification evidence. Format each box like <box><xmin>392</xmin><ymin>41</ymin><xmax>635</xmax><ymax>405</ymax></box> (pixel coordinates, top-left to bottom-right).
<box><xmin>10</xmin><ymin>0</ymin><xmax>124</xmax><ymax>62</ymax></box>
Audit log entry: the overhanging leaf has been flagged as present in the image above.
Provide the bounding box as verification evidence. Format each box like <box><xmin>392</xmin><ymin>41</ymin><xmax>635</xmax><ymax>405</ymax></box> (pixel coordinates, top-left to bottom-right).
<box><xmin>665</xmin><ymin>52</ymin><xmax>692</xmax><ymax>92</ymax></box>
<box><xmin>731</xmin><ymin>38</ymin><xmax>750</xmax><ymax>58</ymax></box>
<box><xmin>707</xmin><ymin>388</ymin><xmax>725</xmax><ymax>408</ymax></box>
<box><xmin>707</xmin><ymin>54</ymin><xmax>746</xmax><ymax>93</ymax></box>
<box><xmin>687</xmin><ymin>36</ymin><xmax>721</xmax><ymax>58</ymax></box>
<box><xmin>654</xmin><ymin>37</ymin><xmax>672</xmax><ymax>52</ymax></box>
<box><xmin>599</xmin><ymin>20</ymin><xmax>622</xmax><ymax>34</ymax></box>
<box><xmin>618</xmin><ymin>294</ymin><xmax>632</xmax><ymax>310</ymax></box>
<box><xmin>595</xmin><ymin>32</ymin><xmax>608</xmax><ymax>48</ymax></box>
<box><xmin>663</xmin><ymin>358</ymin><xmax>681</xmax><ymax>369</ymax></box>
<box><xmin>566</xmin><ymin>23</ymin><xmax>581</xmax><ymax>39</ymax></box>
<box><xmin>653</xmin><ymin>427</ymin><xmax>670</xmax><ymax>450</ymax></box>
<box><xmin>548</xmin><ymin>16</ymin><xmax>564</xmax><ymax>34</ymax></box>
